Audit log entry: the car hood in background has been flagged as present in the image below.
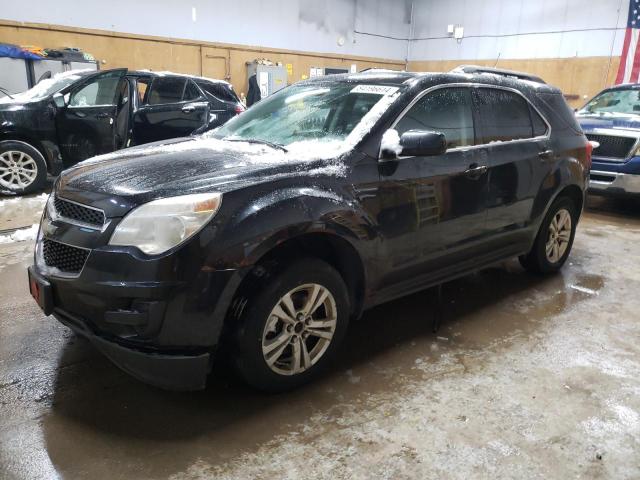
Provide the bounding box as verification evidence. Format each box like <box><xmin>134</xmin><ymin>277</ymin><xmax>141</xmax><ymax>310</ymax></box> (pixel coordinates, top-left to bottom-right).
<box><xmin>576</xmin><ymin>114</ymin><xmax>640</xmax><ymax>132</ymax></box>
<box><xmin>57</xmin><ymin>137</ymin><xmax>349</xmax><ymax>208</ymax></box>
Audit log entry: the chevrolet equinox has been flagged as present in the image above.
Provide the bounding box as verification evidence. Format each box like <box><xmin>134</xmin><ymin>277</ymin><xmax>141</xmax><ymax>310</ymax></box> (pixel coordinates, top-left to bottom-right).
<box><xmin>28</xmin><ymin>66</ymin><xmax>591</xmax><ymax>391</ymax></box>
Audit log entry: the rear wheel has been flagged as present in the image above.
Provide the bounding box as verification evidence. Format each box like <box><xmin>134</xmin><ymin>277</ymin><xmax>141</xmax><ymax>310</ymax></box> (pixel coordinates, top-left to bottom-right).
<box><xmin>519</xmin><ymin>196</ymin><xmax>578</xmax><ymax>273</ymax></box>
<box><xmin>0</xmin><ymin>141</ymin><xmax>47</xmax><ymax>194</ymax></box>
<box><xmin>233</xmin><ymin>258</ymin><xmax>350</xmax><ymax>392</ymax></box>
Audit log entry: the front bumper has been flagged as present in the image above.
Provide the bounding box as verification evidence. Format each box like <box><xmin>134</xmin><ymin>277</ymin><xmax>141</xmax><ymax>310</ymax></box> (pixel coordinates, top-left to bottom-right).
<box><xmin>30</xmin><ymin>234</ymin><xmax>245</xmax><ymax>390</ymax></box>
<box><xmin>54</xmin><ymin>305</ymin><xmax>211</xmax><ymax>391</ymax></box>
<box><xmin>589</xmin><ymin>170</ymin><xmax>640</xmax><ymax>196</ymax></box>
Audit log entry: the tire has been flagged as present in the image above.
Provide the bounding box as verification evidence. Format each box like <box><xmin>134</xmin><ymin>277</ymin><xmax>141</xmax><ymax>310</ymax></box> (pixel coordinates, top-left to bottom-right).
<box><xmin>232</xmin><ymin>258</ymin><xmax>350</xmax><ymax>392</ymax></box>
<box><xmin>519</xmin><ymin>196</ymin><xmax>578</xmax><ymax>274</ymax></box>
<box><xmin>0</xmin><ymin>140</ymin><xmax>47</xmax><ymax>195</ymax></box>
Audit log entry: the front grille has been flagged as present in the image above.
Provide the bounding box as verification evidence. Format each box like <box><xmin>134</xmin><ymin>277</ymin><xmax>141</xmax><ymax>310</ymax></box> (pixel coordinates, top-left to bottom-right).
<box><xmin>42</xmin><ymin>239</ymin><xmax>89</xmax><ymax>274</ymax></box>
<box><xmin>590</xmin><ymin>173</ymin><xmax>615</xmax><ymax>183</ymax></box>
<box><xmin>54</xmin><ymin>196</ymin><xmax>105</xmax><ymax>227</ymax></box>
<box><xmin>586</xmin><ymin>133</ymin><xmax>636</xmax><ymax>160</ymax></box>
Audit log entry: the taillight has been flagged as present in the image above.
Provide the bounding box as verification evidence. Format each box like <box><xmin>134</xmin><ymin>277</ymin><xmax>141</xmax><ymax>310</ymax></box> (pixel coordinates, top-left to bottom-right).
<box><xmin>235</xmin><ymin>104</ymin><xmax>245</xmax><ymax>114</ymax></box>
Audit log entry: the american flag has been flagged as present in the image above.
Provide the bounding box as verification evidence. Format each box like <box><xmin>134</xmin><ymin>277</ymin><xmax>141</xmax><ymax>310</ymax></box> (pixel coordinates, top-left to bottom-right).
<box><xmin>616</xmin><ymin>0</ymin><xmax>640</xmax><ymax>84</ymax></box>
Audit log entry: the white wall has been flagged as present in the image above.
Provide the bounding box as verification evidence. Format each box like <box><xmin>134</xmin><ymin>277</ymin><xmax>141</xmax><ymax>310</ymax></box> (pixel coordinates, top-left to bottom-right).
<box><xmin>409</xmin><ymin>0</ymin><xmax>628</xmax><ymax>61</ymax></box>
<box><xmin>0</xmin><ymin>0</ymin><xmax>412</xmax><ymax>60</ymax></box>
<box><xmin>3</xmin><ymin>0</ymin><xmax>629</xmax><ymax>62</ymax></box>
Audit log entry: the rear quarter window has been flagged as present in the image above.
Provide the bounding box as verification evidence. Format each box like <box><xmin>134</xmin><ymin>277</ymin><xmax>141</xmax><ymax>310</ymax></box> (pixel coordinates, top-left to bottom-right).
<box><xmin>198</xmin><ymin>81</ymin><xmax>238</xmax><ymax>103</ymax></box>
<box><xmin>536</xmin><ymin>92</ymin><xmax>583</xmax><ymax>134</ymax></box>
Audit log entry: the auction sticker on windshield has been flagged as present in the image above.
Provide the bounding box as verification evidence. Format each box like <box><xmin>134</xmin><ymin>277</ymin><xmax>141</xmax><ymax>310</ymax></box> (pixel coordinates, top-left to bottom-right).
<box><xmin>351</xmin><ymin>85</ymin><xmax>399</xmax><ymax>95</ymax></box>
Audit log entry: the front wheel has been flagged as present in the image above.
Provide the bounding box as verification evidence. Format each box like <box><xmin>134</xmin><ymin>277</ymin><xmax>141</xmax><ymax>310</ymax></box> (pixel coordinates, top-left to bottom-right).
<box><xmin>519</xmin><ymin>196</ymin><xmax>578</xmax><ymax>273</ymax></box>
<box><xmin>233</xmin><ymin>258</ymin><xmax>350</xmax><ymax>392</ymax></box>
<box><xmin>0</xmin><ymin>140</ymin><xmax>47</xmax><ymax>194</ymax></box>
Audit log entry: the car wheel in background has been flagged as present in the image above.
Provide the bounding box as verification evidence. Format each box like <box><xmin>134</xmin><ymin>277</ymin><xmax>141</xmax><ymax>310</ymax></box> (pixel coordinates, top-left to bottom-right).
<box><xmin>519</xmin><ymin>196</ymin><xmax>578</xmax><ymax>274</ymax></box>
<box><xmin>233</xmin><ymin>258</ymin><xmax>350</xmax><ymax>392</ymax></box>
<box><xmin>0</xmin><ymin>140</ymin><xmax>47</xmax><ymax>195</ymax></box>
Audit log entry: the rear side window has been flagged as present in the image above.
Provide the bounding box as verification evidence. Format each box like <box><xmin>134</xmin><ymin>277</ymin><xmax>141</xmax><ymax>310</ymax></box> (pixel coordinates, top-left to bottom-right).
<box><xmin>473</xmin><ymin>88</ymin><xmax>534</xmax><ymax>143</ymax></box>
<box><xmin>147</xmin><ymin>77</ymin><xmax>186</xmax><ymax>104</ymax></box>
<box><xmin>395</xmin><ymin>87</ymin><xmax>475</xmax><ymax>149</ymax></box>
<box><xmin>197</xmin><ymin>81</ymin><xmax>238</xmax><ymax>103</ymax></box>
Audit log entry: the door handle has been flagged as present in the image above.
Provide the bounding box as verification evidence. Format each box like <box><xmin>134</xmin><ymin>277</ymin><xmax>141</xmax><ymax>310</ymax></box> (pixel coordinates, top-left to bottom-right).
<box><xmin>95</xmin><ymin>112</ymin><xmax>110</xmax><ymax>119</ymax></box>
<box><xmin>464</xmin><ymin>164</ymin><xmax>488</xmax><ymax>179</ymax></box>
<box><xmin>538</xmin><ymin>149</ymin><xmax>554</xmax><ymax>161</ymax></box>
<box><xmin>182</xmin><ymin>105</ymin><xmax>196</xmax><ymax>114</ymax></box>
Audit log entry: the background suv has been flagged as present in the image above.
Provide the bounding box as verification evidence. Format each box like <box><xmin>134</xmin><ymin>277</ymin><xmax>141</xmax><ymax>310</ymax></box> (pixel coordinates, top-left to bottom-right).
<box><xmin>0</xmin><ymin>68</ymin><xmax>243</xmax><ymax>194</ymax></box>
<box><xmin>28</xmin><ymin>67</ymin><xmax>591</xmax><ymax>392</ymax></box>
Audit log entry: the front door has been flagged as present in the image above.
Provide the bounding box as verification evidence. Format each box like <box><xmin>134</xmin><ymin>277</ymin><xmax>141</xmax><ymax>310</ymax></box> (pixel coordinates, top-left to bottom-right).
<box><xmin>374</xmin><ymin>87</ymin><xmax>490</xmax><ymax>295</ymax></box>
<box><xmin>472</xmin><ymin>87</ymin><xmax>552</xmax><ymax>250</ymax></box>
<box><xmin>132</xmin><ymin>77</ymin><xmax>209</xmax><ymax>145</ymax></box>
<box><xmin>56</xmin><ymin>69</ymin><xmax>127</xmax><ymax>165</ymax></box>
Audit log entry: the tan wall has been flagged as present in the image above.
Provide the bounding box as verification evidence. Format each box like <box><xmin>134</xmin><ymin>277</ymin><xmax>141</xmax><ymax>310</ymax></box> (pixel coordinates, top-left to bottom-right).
<box><xmin>0</xmin><ymin>20</ymin><xmax>406</xmax><ymax>97</ymax></box>
<box><xmin>1</xmin><ymin>20</ymin><xmax>620</xmax><ymax>108</ymax></box>
<box><xmin>408</xmin><ymin>57</ymin><xmax>621</xmax><ymax>108</ymax></box>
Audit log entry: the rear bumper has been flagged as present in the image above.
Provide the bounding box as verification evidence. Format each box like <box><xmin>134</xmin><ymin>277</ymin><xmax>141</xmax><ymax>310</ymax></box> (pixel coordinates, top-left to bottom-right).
<box><xmin>54</xmin><ymin>307</ymin><xmax>211</xmax><ymax>390</ymax></box>
<box><xmin>589</xmin><ymin>170</ymin><xmax>640</xmax><ymax>196</ymax></box>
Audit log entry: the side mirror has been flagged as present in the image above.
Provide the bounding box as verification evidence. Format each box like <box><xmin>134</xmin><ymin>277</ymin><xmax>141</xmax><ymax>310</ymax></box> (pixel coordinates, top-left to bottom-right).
<box><xmin>399</xmin><ymin>130</ymin><xmax>447</xmax><ymax>157</ymax></box>
<box><xmin>52</xmin><ymin>92</ymin><xmax>66</xmax><ymax>108</ymax></box>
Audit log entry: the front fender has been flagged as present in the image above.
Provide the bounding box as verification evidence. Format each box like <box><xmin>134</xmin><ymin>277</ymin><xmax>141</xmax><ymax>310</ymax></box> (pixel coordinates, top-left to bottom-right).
<box><xmin>211</xmin><ymin>185</ymin><xmax>374</xmax><ymax>269</ymax></box>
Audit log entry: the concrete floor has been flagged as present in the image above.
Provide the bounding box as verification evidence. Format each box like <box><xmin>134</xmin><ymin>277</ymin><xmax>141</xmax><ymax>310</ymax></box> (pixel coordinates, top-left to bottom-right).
<box><xmin>1</xmin><ymin>193</ymin><xmax>639</xmax><ymax>480</ymax></box>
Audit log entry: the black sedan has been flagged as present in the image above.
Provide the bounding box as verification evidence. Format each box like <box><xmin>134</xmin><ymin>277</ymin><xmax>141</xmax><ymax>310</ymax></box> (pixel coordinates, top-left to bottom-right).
<box><xmin>0</xmin><ymin>68</ymin><xmax>244</xmax><ymax>194</ymax></box>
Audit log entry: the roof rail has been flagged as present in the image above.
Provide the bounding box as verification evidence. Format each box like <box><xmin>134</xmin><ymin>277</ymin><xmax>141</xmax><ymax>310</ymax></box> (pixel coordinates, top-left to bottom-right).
<box><xmin>451</xmin><ymin>65</ymin><xmax>546</xmax><ymax>84</ymax></box>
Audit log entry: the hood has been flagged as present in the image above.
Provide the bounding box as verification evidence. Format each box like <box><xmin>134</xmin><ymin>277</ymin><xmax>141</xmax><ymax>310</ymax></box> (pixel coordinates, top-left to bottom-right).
<box><xmin>576</xmin><ymin>113</ymin><xmax>640</xmax><ymax>132</ymax></box>
<box><xmin>0</xmin><ymin>99</ymin><xmax>51</xmax><ymax>136</ymax></box>
<box><xmin>57</xmin><ymin>137</ymin><xmax>349</xmax><ymax>206</ymax></box>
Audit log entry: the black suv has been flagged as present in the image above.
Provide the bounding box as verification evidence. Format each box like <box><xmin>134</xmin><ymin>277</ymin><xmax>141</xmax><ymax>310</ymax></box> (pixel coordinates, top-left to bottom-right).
<box><xmin>0</xmin><ymin>69</ymin><xmax>243</xmax><ymax>194</ymax></box>
<box><xmin>28</xmin><ymin>66</ymin><xmax>591</xmax><ymax>391</ymax></box>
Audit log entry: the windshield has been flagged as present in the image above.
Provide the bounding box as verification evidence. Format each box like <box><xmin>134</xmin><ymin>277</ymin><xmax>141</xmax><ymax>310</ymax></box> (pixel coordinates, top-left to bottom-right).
<box><xmin>578</xmin><ymin>88</ymin><xmax>640</xmax><ymax>116</ymax></box>
<box><xmin>212</xmin><ymin>82</ymin><xmax>401</xmax><ymax>147</ymax></box>
<box><xmin>0</xmin><ymin>69</ymin><xmax>90</xmax><ymax>104</ymax></box>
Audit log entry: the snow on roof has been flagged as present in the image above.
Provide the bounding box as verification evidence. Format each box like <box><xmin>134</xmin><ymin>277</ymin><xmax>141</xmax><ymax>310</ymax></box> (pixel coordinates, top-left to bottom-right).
<box><xmin>139</xmin><ymin>69</ymin><xmax>231</xmax><ymax>86</ymax></box>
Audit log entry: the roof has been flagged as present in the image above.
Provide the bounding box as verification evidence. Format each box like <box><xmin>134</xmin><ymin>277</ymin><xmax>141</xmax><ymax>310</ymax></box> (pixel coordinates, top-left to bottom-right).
<box><xmin>301</xmin><ymin>67</ymin><xmax>561</xmax><ymax>94</ymax></box>
<box><xmin>600</xmin><ymin>83</ymin><xmax>640</xmax><ymax>91</ymax></box>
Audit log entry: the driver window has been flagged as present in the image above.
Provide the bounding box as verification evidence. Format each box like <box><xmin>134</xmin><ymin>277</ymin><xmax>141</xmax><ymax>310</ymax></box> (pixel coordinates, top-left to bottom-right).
<box><xmin>69</xmin><ymin>76</ymin><xmax>121</xmax><ymax>107</ymax></box>
<box><xmin>395</xmin><ymin>88</ymin><xmax>475</xmax><ymax>149</ymax></box>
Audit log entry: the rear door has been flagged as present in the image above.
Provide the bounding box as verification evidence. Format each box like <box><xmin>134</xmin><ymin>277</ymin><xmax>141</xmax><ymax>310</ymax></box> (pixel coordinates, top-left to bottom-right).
<box><xmin>472</xmin><ymin>87</ymin><xmax>551</xmax><ymax>250</ymax></box>
<box><xmin>375</xmin><ymin>86</ymin><xmax>491</xmax><ymax>293</ymax></box>
<box><xmin>132</xmin><ymin>76</ymin><xmax>209</xmax><ymax>145</ymax></box>
<box><xmin>55</xmin><ymin>69</ymin><xmax>127</xmax><ymax>164</ymax></box>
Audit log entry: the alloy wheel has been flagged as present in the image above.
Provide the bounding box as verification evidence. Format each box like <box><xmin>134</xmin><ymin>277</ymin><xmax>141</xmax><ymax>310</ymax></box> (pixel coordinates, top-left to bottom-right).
<box><xmin>261</xmin><ymin>283</ymin><xmax>337</xmax><ymax>376</ymax></box>
<box><xmin>545</xmin><ymin>208</ymin><xmax>572</xmax><ymax>263</ymax></box>
<box><xmin>0</xmin><ymin>150</ymin><xmax>38</xmax><ymax>190</ymax></box>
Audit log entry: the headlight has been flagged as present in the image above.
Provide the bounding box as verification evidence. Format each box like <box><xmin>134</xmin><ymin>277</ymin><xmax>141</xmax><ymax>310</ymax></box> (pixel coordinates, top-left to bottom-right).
<box><xmin>109</xmin><ymin>193</ymin><xmax>222</xmax><ymax>255</ymax></box>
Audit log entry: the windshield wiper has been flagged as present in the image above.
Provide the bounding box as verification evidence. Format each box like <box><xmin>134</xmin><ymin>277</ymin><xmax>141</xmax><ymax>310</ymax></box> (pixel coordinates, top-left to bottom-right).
<box><xmin>0</xmin><ymin>87</ymin><xmax>14</xmax><ymax>99</ymax></box>
<box><xmin>225</xmin><ymin>137</ymin><xmax>288</xmax><ymax>152</ymax></box>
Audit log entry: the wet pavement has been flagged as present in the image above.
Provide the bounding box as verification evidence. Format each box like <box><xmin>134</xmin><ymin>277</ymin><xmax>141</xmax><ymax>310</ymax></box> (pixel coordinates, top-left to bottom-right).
<box><xmin>1</xmin><ymin>194</ymin><xmax>639</xmax><ymax>479</ymax></box>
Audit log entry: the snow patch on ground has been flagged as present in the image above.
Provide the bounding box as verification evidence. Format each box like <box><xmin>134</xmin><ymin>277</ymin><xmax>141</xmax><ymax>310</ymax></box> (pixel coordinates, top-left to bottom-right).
<box><xmin>0</xmin><ymin>193</ymin><xmax>48</xmax><ymax>209</ymax></box>
<box><xmin>0</xmin><ymin>224</ymin><xmax>39</xmax><ymax>244</ymax></box>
